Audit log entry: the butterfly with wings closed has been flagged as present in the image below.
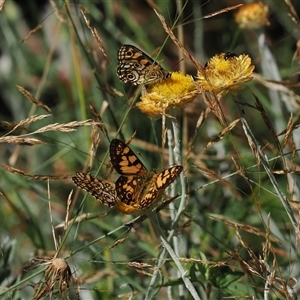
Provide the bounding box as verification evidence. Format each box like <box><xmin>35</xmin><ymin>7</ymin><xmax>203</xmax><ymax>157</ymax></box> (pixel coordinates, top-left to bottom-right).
<box><xmin>117</xmin><ymin>45</ymin><xmax>171</xmax><ymax>86</ymax></box>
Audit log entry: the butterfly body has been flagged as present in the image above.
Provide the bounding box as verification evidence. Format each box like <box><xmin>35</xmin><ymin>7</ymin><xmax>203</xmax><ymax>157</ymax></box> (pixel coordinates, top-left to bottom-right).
<box><xmin>117</xmin><ymin>45</ymin><xmax>170</xmax><ymax>85</ymax></box>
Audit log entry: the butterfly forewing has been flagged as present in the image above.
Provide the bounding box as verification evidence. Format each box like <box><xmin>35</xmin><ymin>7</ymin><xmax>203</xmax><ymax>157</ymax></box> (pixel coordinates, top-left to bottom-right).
<box><xmin>117</xmin><ymin>45</ymin><xmax>170</xmax><ymax>85</ymax></box>
<box><xmin>155</xmin><ymin>166</ymin><xmax>183</xmax><ymax>190</ymax></box>
<box><xmin>72</xmin><ymin>172</ymin><xmax>116</xmax><ymax>207</ymax></box>
<box><xmin>110</xmin><ymin>139</ymin><xmax>147</xmax><ymax>176</ymax></box>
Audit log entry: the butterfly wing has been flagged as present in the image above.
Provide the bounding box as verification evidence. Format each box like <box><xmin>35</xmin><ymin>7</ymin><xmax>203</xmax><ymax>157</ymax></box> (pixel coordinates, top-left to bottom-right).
<box><xmin>155</xmin><ymin>166</ymin><xmax>183</xmax><ymax>190</ymax></box>
<box><xmin>115</xmin><ymin>175</ymin><xmax>139</xmax><ymax>206</ymax></box>
<box><xmin>115</xmin><ymin>175</ymin><xmax>143</xmax><ymax>214</ymax></box>
<box><xmin>72</xmin><ymin>172</ymin><xmax>116</xmax><ymax>207</ymax></box>
<box><xmin>110</xmin><ymin>139</ymin><xmax>148</xmax><ymax>176</ymax></box>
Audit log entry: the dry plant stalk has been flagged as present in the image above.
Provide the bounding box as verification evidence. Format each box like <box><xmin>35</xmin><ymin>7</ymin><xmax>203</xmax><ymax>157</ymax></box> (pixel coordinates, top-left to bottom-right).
<box><xmin>87</xmin><ymin>124</ymin><xmax>101</xmax><ymax>172</ymax></box>
<box><xmin>1</xmin><ymin>165</ymin><xmax>71</xmax><ymax>181</ymax></box>
<box><xmin>23</xmin><ymin>191</ymin><xmax>80</xmax><ymax>300</ymax></box>
<box><xmin>153</xmin><ymin>9</ymin><xmax>203</xmax><ymax>73</ymax></box>
<box><xmin>0</xmin><ymin>136</ymin><xmax>46</xmax><ymax>145</ymax></box>
<box><xmin>194</xmin><ymin>165</ymin><xmax>241</xmax><ymax>200</ymax></box>
<box><xmin>25</xmin><ymin>120</ymin><xmax>103</xmax><ymax>134</ymax></box>
<box><xmin>230</xmin><ymin>230</ymin><xmax>295</xmax><ymax>298</ymax></box>
<box><xmin>0</xmin><ymin>116</ymin><xmax>101</xmax><ymax>141</ymax></box>
<box><xmin>202</xmin><ymin>118</ymin><xmax>240</xmax><ymax>152</ymax></box>
<box><xmin>16</xmin><ymin>86</ymin><xmax>51</xmax><ymax>112</ymax></box>
<box><xmin>20</xmin><ymin>24</ymin><xmax>43</xmax><ymax>44</ymax></box>
<box><xmin>108</xmin><ymin>237</ymin><xmax>128</xmax><ymax>250</ymax></box>
<box><xmin>30</xmin><ymin>258</ymin><xmax>76</xmax><ymax>300</ymax></box>
<box><xmin>5</xmin><ymin>114</ymin><xmax>51</xmax><ymax>134</ymax></box>
<box><xmin>80</xmin><ymin>7</ymin><xmax>109</xmax><ymax>60</ymax></box>
<box><xmin>210</xmin><ymin>214</ymin><xmax>280</xmax><ymax>243</ymax></box>
<box><xmin>55</xmin><ymin>212</ymin><xmax>110</xmax><ymax>229</ymax></box>
<box><xmin>49</xmin><ymin>0</ymin><xmax>66</xmax><ymax>23</ymax></box>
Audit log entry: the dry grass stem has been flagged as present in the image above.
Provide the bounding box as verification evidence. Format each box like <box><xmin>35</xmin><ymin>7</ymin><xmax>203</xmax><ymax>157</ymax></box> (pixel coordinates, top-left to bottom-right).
<box><xmin>16</xmin><ymin>85</ymin><xmax>51</xmax><ymax>112</ymax></box>
<box><xmin>195</xmin><ymin>165</ymin><xmax>241</xmax><ymax>200</ymax></box>
<box><xmin>55</xmin><ymin>212</ymin><xmax>110</xmax><ymax>229</ymax></box>
<box><xmin>210</xmin><ymin>214</ymin><xmax>280</xmax><ymax>243</ymax></box>
<box><xmin>64</xmin><ymin>191</ymin><xmax>73</xmax><ymax>233</ymax></box>
<box><xmin>49</xmin><ymin>0</ymin><xmax>66</xmax><ymax>23</ymax></box>
<box><xmin>20</xmin><ymin>24</ymin><xmax>43</xmax><ymax>44</ymax></box>
<box><xmin>5</xmin><ymin>114</ymin><xmax>51</xmax><ymax>134</ymax></box>
<box><xmin>24</xmin><ymin>120</ymin><xmax>103</xmax><ymax>135</ymax></box>
<box><xmin>31</xmin><ymin>258</ymin><xmax>75</xmax><ymax>300</ymax></box>
<box><xmin>108</xmin><ymin>237</ymin><xmax>128</xmax><ymax>250</ymax></box>
<box><xmin>202</xmin><ymin>118</ymin><xmax>240</xmax><ymax>152</ymax></box>
<box><xmin>88</xmin><ymin>125</ymin><xmax>101</xmax><ymax>171</ymax></box>
<box><xmin>80</xmin><ymin>7</ymin><xmax>109</xmax><ymax>61</ymax></box>
<box><xmin>0</xmin><ymin>136</ymin><xmax>46</xmax><ymax>145</ymax></box>
<box><xmin>2</xmin><ymin>165</ymin><xmax>72</xmax><ymax>180</ymax></box>
<box><xmin>154</xmin><ymin>9</ymin><xmax>204</xmax><ymax>73</ymax></box>
<box><xmin>203</xmin><ymin>4</ymin><xmax>243</xmax><ymax>18</ymax></box>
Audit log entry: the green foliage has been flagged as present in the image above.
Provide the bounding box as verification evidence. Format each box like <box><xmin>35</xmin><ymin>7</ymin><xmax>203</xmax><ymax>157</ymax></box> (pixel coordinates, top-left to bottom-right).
<box><xmin>0</xmin><ymin>0</ymin><xmax>299</xmax><ymax>299</ymax></box>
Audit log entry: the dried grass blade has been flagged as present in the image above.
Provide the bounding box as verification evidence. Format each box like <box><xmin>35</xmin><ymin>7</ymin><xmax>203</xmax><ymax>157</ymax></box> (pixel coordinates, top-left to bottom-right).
<box><xmin>2</xmin><ymin>165</ymin><xmax>71</xmax><ymax>180</ymax></box>
<box><xmin>0</xmin><ymin>136</ymin><xmax>46</xmax><ymax>145</ymax></box>
<box><xmin>16</xmin><ymin>85</ymin><xmax>51</xmax><ymax>112</ymax></box>
<box><xmin>80</xmin><ymin>7</ymin><xmax>109</xmax><ymax>60</ymax></box>
<box><xmin>153</xmin><ymin>9</ymin><xmax>204</xmax><ymax>73</ymax></box>
<box><xmin>20</xmin><ymin>24</ymin><xmax>43</xmax><ymax>43</ymax></box>
<box><xmin>196</xmin><ymin>165</ymin><xmax>241</xmax><ymax>200</ymax></box>
<box><xmin>6</xmin><ymin>114</ymin><xmax>51</xmax><ymax>135</ymax></box>
<box><xmin>241</xmin><ymin>117</ymin><xmax>298</xmax><ymax>230</ymax></box>
<box><xmin>24</xmin><ymin>120</ymin><xmax>103</xmax><ymax>135</ymax></box>
<box><xmin>202</xmin><ymin>118</ymin><xmax>240</xmax><ymax>152</ymax></box>
<box><xmin>210</xmin><ymin>214</ymin><xmax>280</xmax><ymax>243</ymax></box>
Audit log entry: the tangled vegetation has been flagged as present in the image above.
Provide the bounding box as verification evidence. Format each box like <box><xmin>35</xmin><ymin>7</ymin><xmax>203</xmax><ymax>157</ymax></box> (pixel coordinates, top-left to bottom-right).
<box><xmin>0</xmin><ymin>1</ymin><xmax>300</xmax><ymax>299</ymax></box>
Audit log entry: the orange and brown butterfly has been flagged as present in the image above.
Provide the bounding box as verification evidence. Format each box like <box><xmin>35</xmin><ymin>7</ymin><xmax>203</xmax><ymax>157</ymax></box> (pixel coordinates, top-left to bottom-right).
<box><xmin>117</xmin><ymin>44</ymin><xmax>171</xmax><ymax>85</ymax></box>
<box><xmin>72</xmin><ymin>172</ymin><xmax>116</xmax><ymax>207</ymax></box>
<box><xmin>109</xmin><ymin>139</ymin><xmax>183</xmax><ymax>214</ymax></box>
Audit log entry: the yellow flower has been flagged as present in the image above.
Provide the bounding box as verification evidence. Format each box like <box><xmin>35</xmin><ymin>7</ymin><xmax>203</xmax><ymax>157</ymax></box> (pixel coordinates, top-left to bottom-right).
<box><xmin>196</xmin><ymin>53</ymin><xmax>254</xmax><ymax>93</ymax></box>
<box><xmin>136</xmin><ymin>71</ymin><xmax>198</xmax><ymax>117</ymax></box>
<box><xmin>234</xmin><ymin>2</ymin><xmax>269</xmax><ymax>29</ymax></box>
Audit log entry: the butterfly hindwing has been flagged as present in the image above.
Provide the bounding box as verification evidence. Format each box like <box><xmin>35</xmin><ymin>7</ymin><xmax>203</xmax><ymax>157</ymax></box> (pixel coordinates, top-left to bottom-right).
<box><xmin>115</xmin><ymin>175</ymin><xmax>141</xmax><ymax>206</ymax></box>
<box><xmin>72</xmin><ymin>172</ymin><xmax>116</xmax><ymax>207</ymax></box>
<box><xmin>115</xmin><ymin>175</ymin><xmax>160</xmax><ymax>213</ymax></box>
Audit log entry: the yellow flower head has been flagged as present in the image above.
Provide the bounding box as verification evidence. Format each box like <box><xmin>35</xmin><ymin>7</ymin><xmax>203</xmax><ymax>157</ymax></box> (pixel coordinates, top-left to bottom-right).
<box><xmin>136</xmin><ymin>71</ymin><xmax>198</xmax><ymax>117</ymax></box>
<box><xmin>234</xmin><ymin>2</ymin><xmax>269</xmax><ymax>29</ymax></box>
<box><xmin>196</xmin><ymin>53</ymin><xmax>254</xmax><ymax>93</ymax></box>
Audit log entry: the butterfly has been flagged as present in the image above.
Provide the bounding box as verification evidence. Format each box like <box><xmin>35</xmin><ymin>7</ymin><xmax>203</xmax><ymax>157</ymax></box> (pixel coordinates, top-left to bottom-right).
<box><xmin>72</xmin><ymin>172</ymin><xmax>116</xmax><ymax>207</ymax></box>
<box><xmin>117</xmin><ymin>44</ymin><xmax>171</xmax><ymax>85</ymax></box>
<box><xmin>110</xmin><ymin>139</ymin><xmax>183</xmax><ymax>214</ymax></box>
